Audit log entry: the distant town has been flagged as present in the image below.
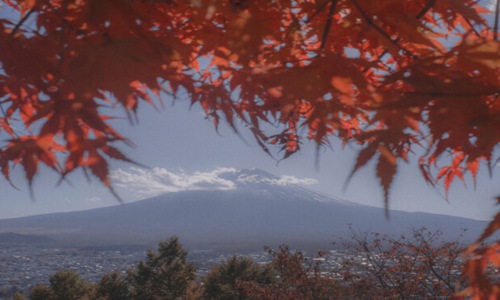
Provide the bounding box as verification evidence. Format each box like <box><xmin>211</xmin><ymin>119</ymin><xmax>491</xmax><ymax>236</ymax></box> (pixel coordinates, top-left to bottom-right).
<box><xmin>0</xmin><ymin>242</ymin><xmax>363</xmax><ymax>298</ymax></box>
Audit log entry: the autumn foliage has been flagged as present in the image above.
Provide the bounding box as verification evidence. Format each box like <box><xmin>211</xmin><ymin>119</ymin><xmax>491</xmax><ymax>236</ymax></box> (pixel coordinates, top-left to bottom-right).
<box><xmin>243</xmin><ymin>228</ymin><xmax>472</xmax><ymax>299</ymax></box>
<box><xmin>0</xmin><ymin>0</ymin><xmax>499</xmax><ymax>298</ymax></box>
<box><xmin>17</xmin><ymin>230</ymin><xmax>479</xmax><ymax>300</ymax></box>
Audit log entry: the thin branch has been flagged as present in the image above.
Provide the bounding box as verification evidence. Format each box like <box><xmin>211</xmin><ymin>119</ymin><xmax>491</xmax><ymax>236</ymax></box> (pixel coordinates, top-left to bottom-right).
<box><xmin>494</xmin><ymin>0</ymin><xmax>500</xmax><ymax>41</ymax></box>
<box><xmin>0</xmin><ymin>103</ymin><xmax>19</xmax><ymax>139</ymax></box>
<box><xmin>350</xmin><ymin>0</ymin><xmax>417</xmax><ymax>59</ymax></box>
<box><xmin>305</xmin><ymin>0</ymin><xmax>331</xmax><ymax>24</ymax></box>
<box><xmin>11</xmin><ymin>7</ymin><xmax>36</xmax><ymax>36</ymax></box>
<box><xmin>416</xmin><ymin>0</ymin><xmax>436</xmax><ymax>19</ymax></box>
<box><xmin>57</xmin><ymin>0</ymin><xmax>69</xmax><ymax>68</ymax></box>
<box><xmin>463</xmin><ymin>15</ymin><xmax>482</xmax><ymax>37</ymax></box>
<box><xmin>362</xmin><ymin>0</ymin><xmax>436</xmax><ymax>73</ymax></box>
<box><xmin>425</xmin><ymin>251</ymin><xmax>456</xmax><ymax>292</ymax></box>
<box><xmin>320</xmin><ymin>0</ymin><xmax>338</xmax><ymax>49</ymax></box>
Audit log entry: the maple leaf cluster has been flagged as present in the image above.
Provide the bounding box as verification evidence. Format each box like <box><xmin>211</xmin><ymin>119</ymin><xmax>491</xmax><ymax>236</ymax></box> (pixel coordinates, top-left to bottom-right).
<box><xmin>0</xmin><ymin>0</ymin><xmax>499</xmax><ymax>298</ymax></box>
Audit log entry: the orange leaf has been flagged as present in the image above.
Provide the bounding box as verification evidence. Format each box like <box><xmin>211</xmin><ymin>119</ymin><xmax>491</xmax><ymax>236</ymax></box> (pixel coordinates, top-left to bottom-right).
<box><xmin>376</xmin><ymin>150</ymin><xmax>397</xmax><ymax>215</ymax></box>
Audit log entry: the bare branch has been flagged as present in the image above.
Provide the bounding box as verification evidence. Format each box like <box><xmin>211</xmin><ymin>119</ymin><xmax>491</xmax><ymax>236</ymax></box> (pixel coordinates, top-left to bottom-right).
<box><xmin>416</xmin><ymin>0</ymin><xmax>437</xmax><ymax>19</ymax></box>
<box><xmin>320</xmin><ymin>0</ymin><xmax>338</xmax><ymax>49</ymax></box>
<box><xmin>305</xmin><ymin>0</ymin><xmax>331</xmax><ymax>24</ymax></box>
<box><xmin>11</xmin><ymin>7</ymin><xmax>36</xmax><ymax>36</ymax></box>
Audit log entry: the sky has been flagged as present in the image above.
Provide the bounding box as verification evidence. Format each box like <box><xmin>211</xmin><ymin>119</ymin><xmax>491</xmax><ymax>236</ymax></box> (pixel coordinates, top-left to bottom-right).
<box><xmin>0</xmin><ymin>96</ymin><xmax>498</xmax><ymax>221</ymax></box>
<box><xmin>0</xmin><ymin>0</ymin><xmax>499</xmax><ymax>221</ymax></box>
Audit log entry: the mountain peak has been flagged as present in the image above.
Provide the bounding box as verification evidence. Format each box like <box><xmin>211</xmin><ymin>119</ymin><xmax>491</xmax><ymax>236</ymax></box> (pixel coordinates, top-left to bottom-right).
<box><xmin>219</xmin><ymin>168</ymin><xmax>277</xmax><ymax>179</ymax></box>
<box><xmin>212</xmin><ymin>168</ymin><xmax>278</xmax><ymax>190</ymax></box>
<box><xmin>0</xmin><ymin>177</ymin><xmax>486</xmax><ymax>247</ymax></box>
<box><xmin>237</xmin><ymin>168</ymin><xmax>278</xmax><ymax>179</ymax></box>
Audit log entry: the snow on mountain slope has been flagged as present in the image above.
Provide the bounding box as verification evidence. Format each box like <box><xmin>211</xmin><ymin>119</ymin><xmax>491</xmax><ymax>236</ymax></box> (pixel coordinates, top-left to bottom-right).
<box><xmin>0</xmin><ymin>169</ymin><xmax>488</xmax><ymax>248</ymax></box>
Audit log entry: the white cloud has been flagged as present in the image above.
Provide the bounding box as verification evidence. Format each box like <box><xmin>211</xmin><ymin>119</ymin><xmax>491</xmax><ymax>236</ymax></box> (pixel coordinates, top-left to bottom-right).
<box><xmin>236</xmin><ymin>174</ymin><xmax>318</xmax><ymax>186</ymax></box>
<box><xmin>111</xmin><ymin>167</ymin><xmax>237</xmax><ymax>197</ymax></box>
<box><xmin>111</xmin><ymin>167</ymin><xmax>318</xmax><ymax>198</ymax></box>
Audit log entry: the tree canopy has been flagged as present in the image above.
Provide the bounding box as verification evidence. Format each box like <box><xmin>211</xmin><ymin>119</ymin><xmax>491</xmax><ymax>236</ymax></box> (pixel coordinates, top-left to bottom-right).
<box><xmin>1</xmin><ymin>0</ymin><xmax>499</xmax><ymax>298</ymax></box>
<box><xmin>128</xmin><ymin>236</ymin><xmax>196</xmax><ymax>300</ymax></box>
<box><xmin>202</xmin><ymin>256</ymin><xmax>275</xmax><ymax>300</ymax></box>
<box><xmin>15</xmin><ymin>231</ymin><xmax>474</xmax><ymax>300</ymax></box>
<box><xmin>28</xmin><ymin>270</ymin><xmax>93</xmax><ymax>300</ymax></box>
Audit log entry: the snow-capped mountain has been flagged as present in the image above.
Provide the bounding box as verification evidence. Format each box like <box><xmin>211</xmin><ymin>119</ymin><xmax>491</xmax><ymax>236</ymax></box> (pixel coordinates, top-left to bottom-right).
<box><xmin>0</xmin><ymin>169</ymin><xmax>488</xmax><ymax>249</ymax></box>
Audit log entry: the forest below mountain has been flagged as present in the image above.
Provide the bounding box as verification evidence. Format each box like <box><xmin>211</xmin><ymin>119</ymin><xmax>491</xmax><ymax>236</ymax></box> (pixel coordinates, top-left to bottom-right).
<box><xmin>6</xmin><ymin>229</ymin><xmax>483</xmax><ymax>300</ymax></box>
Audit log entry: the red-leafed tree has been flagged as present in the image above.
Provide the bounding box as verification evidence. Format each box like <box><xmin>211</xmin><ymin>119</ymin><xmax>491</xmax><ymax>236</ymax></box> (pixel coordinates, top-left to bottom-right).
<box><xmin>341</xmin><ymin>228</ymin><xmax>469</xmax><ymax>299</ymax></box>
<box><xmin>0</xmin><ymin>1</ymin><xmax>499</xmax><ymax>298</ymax></box>
<box><xmin>242</xmin><ymin>228</ymin><xmax>473</xmax><ymax>299</ymax></box>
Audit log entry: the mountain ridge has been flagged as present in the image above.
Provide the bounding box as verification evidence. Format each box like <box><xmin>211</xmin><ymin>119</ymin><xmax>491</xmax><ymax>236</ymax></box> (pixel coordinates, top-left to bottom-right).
<box><xmin>0</xmin><ymin>169</ymin><xmax>488</xmax><ymax>249</ymax></box>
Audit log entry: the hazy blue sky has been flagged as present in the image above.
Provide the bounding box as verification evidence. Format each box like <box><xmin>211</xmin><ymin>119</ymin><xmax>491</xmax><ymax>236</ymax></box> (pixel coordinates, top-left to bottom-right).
<box><xmin>0</xmin><ymin>95</ymin><xmax>498</xmax><ymax>221</ymax></box>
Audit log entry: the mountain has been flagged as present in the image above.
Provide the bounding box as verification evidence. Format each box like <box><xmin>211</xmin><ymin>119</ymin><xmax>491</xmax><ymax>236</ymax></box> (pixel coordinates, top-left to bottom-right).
<box><xmin>0</xmin><ymin>169</ymin><xmax>488</xmax><ymax>249</ymax></box>
<box><xmin>0</xmin><ymin>232</ymin><xmax>55</xmax><ymax>245</ymax></box>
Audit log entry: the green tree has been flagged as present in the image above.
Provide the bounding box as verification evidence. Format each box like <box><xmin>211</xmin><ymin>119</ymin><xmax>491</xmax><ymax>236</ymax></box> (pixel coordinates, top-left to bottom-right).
<box><xmin>29</xmin><ymin>285</ymin><xmax>53</xmax><ymax>300</ymax></box>
<box><xmin>202</xmin><ymin>256</ymin><xmax>275</xmax><ymax>300</ymax></box>
<box><xmin>95</xmin><ymin>272</ymin><xmax>130</xmax><ymax>300</ymax></box>
<box><xmin>29</xmin><ymin>270</ymin><xmax>93</xmax><ymax>300</ymax></box>
<box><xmin>128</xmin><ymin>236</ymin><xmax>196</xmax><ymax>300</ymax></box>
<box><xmin>13</xmin><ymin>292</ymin><xmax>27</xmax><ymax>300</ymax></box>
<box><xmin>49</xmin><ymin>270</ymin><xmax>93</xmax><ymax>300</ymax></box>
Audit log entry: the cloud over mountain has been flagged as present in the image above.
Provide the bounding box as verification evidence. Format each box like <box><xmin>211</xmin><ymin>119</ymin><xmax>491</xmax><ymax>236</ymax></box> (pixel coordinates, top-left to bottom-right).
<box><xmin>236</xmin><ymin>174</ymin><xmax>318</xmax><ymax>186</ymax></box>
<box><xmin>111</xmin><ymin>167</ymin><xmax>236</xmax><ymax>196</ymax></box>
<box><xmin>0</xmin><ymin>168</ymin><xmax>487</xmax><ymax>248</ymax></box>
<box><xmin>111</xmin><ymin>167</ymin><xmax>317</xmax><ymax>197</ymax></box>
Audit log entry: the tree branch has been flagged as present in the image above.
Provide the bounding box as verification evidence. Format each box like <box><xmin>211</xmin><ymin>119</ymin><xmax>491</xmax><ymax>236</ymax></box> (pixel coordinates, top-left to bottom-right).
<box><xmin>11</xmin><ymin>7</ymin><xmax>36</xmax><ymax>36</ymax></box>
<box><xmin>320</xmin><ymin>0</ymin><xmax>338</xmax><ymax>49</ymax></box>
<box><xmin>0</xmin><ymin>103</ymin><xmax>19</xmax><ymax>139</ymax></box>
<box><xmin>416</xmin><ymin>0</ymin><xmax>436</xmax><ymax>19</ymax></box>
<box><xmin>362</xmin><ymin>0</ymin><xmax>436</xmax><ymax>73</ymax></box>
<box><xmin>349</xmin><ymin>0</ymin><xmax>417</xmax><ymax>59</ymax></box>
<box><xmin>305</xmin><ymin>0</ymin><xmax>331</xmax><ymax>24</ymax></box>
<box><xmin>494</xmin><ymin>0</ymin><xmax>500</xmax><ymax>41</ymax></box>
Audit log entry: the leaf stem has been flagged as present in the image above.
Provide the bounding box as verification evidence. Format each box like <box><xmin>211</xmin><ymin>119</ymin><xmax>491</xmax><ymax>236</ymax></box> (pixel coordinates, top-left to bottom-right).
<box><xmin>320</xmin><ymin>0</ymin><xmax>338</xmax><ymax>49</ymax></box>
